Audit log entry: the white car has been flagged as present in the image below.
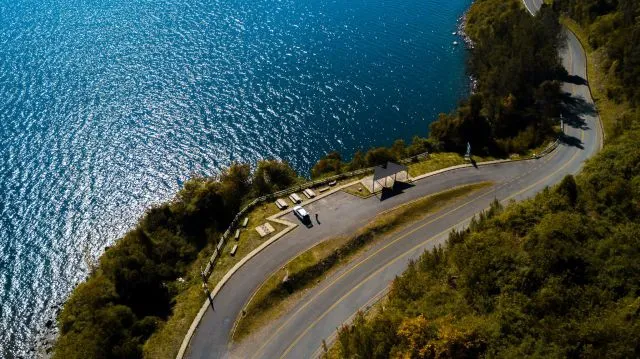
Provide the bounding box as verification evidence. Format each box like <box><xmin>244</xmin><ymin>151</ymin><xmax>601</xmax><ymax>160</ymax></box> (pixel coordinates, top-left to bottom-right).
<box><xmin>293</xmin><ymin>205</ymin><xmax>310</xmax><ymax>222</ymax></box>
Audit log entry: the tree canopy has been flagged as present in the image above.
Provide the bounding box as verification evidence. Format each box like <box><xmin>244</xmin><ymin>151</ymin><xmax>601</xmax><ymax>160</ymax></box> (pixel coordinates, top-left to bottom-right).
<box><xmin>430</xmin><ymin>0</ymin><xmax>565</xmax><ymax>155</ymax></box>
<box><xmin>553</xmin><ymin>0</ymin><xmax>640</xmax><ymax>105</ymax></box>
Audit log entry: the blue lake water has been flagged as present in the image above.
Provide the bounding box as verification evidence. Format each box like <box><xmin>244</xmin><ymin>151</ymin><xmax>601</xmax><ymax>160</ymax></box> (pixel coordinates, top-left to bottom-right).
<box><xmin>0</xmin><ymin>0</ymin><xmax>471</xmax><ymax>354</ymax></box>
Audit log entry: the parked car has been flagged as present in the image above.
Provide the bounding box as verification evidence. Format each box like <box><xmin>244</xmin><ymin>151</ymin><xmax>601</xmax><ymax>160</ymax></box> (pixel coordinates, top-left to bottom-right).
<box><xmin>293</xmin><ymin>205</ymin><xmax>310</xmax><ymax>223</ymax></box>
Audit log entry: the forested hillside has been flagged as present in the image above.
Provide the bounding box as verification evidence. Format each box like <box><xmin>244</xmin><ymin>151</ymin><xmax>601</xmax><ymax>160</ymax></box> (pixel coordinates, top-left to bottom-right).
<box><xmin>335</xmin><ymin>140</ymin><xmax>640</xmax><ymax>357</ymax></box>
<box><xmin>429</xmin><ymin>0</ymin><xmax>565</xmax><ymax>155</ymax></box>
<box><xmin>332</xmin><ymin>0</ymin><xmax>640</xmax><ymax>357</ymax></box>
<box><xmin>553</xmin><ymin>0</ymin><xmax>640</xmax><ymax>105</ymax></box>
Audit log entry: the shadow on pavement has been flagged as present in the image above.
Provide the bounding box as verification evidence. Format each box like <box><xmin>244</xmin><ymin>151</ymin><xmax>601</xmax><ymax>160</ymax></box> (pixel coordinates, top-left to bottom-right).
<box><xmin>561</xmin><ymin>73</ymin><xmax>588</xmax><ymax>86</ymax></box>
<box><xmin>561</xmin><ymin>93</ymin><xmax>596</xmax><ymax>130</ymax></box>
<box><xmin>379</xmin><ymin>181</ymin><xmax>415</xmax><ymax>201</ymax></box>
<box><xmin>559</xmin><ymin>133</ymin><xmax>584</xmax><ymax>149</ymax></box>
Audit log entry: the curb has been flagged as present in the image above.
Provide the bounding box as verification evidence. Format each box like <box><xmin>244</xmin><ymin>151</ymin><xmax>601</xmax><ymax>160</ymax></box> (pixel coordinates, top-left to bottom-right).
<box><xmin>176</xmin><ymin>220</ymin><xmax>297</xmax><ymax>359</ymax></box>
<box><xmin>563</xmin><ymin>27</ymin><xmax>605</xmax><ymax>150</ymax></box>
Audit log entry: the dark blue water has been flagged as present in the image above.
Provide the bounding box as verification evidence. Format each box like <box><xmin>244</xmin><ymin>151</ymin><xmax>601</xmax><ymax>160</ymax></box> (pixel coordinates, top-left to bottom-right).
<box><xmin>0</xmin><ymin>0</ymin><xmax>470</xmax><ymax>354</ymax></box>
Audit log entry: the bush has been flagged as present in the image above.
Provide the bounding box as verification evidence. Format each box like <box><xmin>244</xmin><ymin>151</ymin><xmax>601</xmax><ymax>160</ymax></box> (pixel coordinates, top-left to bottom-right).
<box><xmin>252</xmin><ymin>159</ymin><xmax>299</xmax><ymax>194</ymax></box>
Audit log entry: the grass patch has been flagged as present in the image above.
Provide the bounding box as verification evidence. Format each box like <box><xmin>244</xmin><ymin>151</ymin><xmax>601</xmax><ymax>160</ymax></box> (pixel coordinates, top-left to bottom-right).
<box><xmin>407</xmin><ymin>153</ymin><xmax>466</xmax><ymax>177</ymax></box>
<box><xmin>311</xmin><ymin>173</ymin><xmax>370</xmax><ymax>190</ymax></box>
<box><xmin>560</xmin><ymin>17</ymin><xmax>635</xmax><ymax>141</ymax></box>
<box><xmin>406</xmin><ymin>153</ymin><xmax>495</xmax><ymax>177</ymax></box>
<box><xmin>342</xmin><ymin>182</ymin><xmax>373</xmax><ymax>199</ymax></box>
<box><xmin>142</xmin><ymin>202</ymin><xmax>285</xmax><ymax>359</ymax></box>
<box><xmin>232</xmin><ymin>181</ymin><xmax>493</xmax><ymax>342</ymax></box>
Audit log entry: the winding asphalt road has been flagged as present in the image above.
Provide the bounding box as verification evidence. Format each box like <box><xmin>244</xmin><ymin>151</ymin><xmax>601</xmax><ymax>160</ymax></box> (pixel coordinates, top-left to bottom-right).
<box><xmin>185</xmin><ymin>2</ymin><xmax>602</xmax><ymax>358</ymax></box>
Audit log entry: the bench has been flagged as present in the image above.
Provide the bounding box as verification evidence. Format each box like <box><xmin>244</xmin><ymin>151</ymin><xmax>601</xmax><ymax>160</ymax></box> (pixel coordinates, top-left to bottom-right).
<box><xmin>303</xmin><ymin>188</ymin><xmax>316</xmax><ymax>198</ymax></box>
<box><xmin>318</xmin><ymin>187</ymin><xmax>330</xmax><ymax>193</ymax></box>
<box><xmin>230</xmin><ymin>244</ymin><xmax>238</xmax><ymax>256</ymax></box>
<box><xmin>289</xmin><ymin>193</ymin><xmax>302</xmax><ymax>204</ymax></box>
<box><xmin>234</xmin><ymin>229</ymin><xmax>240</xmax><ymax>240</ymax></box>
<box><xmin>275</xmin><ymin>198</ymin><xmax>288</xmax><ymax>210</ymax></box>
<box><xmin>242</xmin><ymin>217</ymin><xmax>248</xmax><ymax>227</ymax></box>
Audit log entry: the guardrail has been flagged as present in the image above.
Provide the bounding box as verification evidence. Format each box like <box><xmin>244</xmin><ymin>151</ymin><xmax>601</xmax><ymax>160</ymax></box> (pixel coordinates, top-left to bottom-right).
<box><xmin>201</xmin><ymin>151</ymin><xmax>430</xmax><ymax>278</ymax></box>
<box><xmin>536</xmin><ymin>137</ymin><xmax>561</xmax><ymax>158</ymax></box>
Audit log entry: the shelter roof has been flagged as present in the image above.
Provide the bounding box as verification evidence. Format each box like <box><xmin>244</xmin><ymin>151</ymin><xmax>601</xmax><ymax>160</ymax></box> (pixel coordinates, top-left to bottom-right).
<box><xmin>373</xmin><ymin>161</ymin><xmax>408</xmax><ymax>182</ymax></box>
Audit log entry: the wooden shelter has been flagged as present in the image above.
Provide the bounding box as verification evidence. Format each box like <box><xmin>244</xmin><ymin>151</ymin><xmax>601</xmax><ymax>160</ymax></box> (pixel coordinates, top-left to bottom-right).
<box><xmin>371</xmin><ymin>162</ymin><xmax>408</xmax><ymax>192</ymax></box>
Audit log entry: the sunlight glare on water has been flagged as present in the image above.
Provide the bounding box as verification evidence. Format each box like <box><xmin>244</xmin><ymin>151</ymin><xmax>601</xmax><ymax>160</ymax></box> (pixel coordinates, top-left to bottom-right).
<box><xmin>0</xmin><ymin>0</ymin><xmax>471</xmax><ymax>354</ymax></box>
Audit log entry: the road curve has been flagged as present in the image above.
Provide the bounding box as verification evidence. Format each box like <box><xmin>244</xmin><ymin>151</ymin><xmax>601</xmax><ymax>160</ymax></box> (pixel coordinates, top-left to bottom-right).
<box><xmin>522</xmin><ymin>0</ymin><xmax>544</xmax><ymax>15</ymax></box>
<box><xmin>185</xmin><ymin>2</ymin><xmax>602</xmax><ymax>358</ymax></box>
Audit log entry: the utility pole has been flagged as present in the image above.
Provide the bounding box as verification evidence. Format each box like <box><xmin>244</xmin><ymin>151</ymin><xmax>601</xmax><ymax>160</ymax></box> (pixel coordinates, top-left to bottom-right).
<box><xmin>200</xmin><ymin>266</ymin><xmax>215</xmax><ymax>311</ymax></box>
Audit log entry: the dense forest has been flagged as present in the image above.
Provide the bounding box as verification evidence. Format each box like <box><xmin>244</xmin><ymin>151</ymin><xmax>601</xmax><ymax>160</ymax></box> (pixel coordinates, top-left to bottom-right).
<box><xmin>53</xmin><ymin>160</ymin><xmax>299</xmax><ymax>358</ymax></box>
<box><xmin>429</xmin><ymin>0</ymin><xmax>565</xmax><ymax>155</ymax></box>
<box><xmin>333</xmin><ymin>0</ymin><xmax>640</xmax><ymax>357</ymax></box>
<box><xmin>553</xmin><ymin>0</ymin><xmax>640</xmax><ymax>106</ymax></box>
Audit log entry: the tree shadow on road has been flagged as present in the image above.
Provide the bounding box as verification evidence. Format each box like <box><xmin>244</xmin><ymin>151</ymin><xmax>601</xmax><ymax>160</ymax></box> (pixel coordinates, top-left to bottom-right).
<box><xmin>559</xmin><ymin>133</ymin><xmax>585</xmax><ymax>149</ymax></box>
<box><xmin>561</xmin><ymin>73</ymin><xmax>588</xmax><ymax>86</ymax></box>
<box><xmin>560</xmin><ymin>92</ymin><xmax>596</xmax><ymax>131</ymax></box>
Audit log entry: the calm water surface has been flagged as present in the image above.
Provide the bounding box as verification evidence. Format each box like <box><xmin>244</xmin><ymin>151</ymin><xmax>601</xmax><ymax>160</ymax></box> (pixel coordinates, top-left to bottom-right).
<box><xmin>0</xmin><ymin>0</ymin><xmax>470</xmax><ymax>354</ymax></box>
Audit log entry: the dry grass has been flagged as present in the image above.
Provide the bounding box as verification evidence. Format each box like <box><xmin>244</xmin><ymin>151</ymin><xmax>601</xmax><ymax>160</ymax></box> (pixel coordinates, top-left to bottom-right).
<box><xmin>407</xmin><ymin>153</ymin><xmax>466</xmax><ymax>177</ymax></box>
<box><xmin>232</xmin><ymin>182</ymin><xmax>493</xmax><ymax>342</ymax></box>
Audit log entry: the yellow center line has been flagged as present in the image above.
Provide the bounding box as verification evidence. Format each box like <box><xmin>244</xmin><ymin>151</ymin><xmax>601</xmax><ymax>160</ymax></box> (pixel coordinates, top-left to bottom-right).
<box><xmin>299</xmin><ymin>132</ymin><xmax>585</xmax><ymax>357</ymax></box>
<box><xmin>248</xmin><ymin>189</ymin><xmax>492</xmax><ymax>359</ymax></box>
<box><xmin>249</xmin><ymin>152</ymin><xmax>559</xmax><ymax>359</ymax></box>
<box><xmin>278</xmin><ymin>220</ymin><xmax>471</xmax><ymax>359</ymax></box>
<box><xmin>308</xmin><ymin>285</ymin><xmax>391</xmax><ymax>359</ymax></box>
<box><xmin>276</xmin><ymin>143</ymin><xmax>583</xmax><ymax>359</ymax></box>
<box><xmin>503</xmin><ymin>129</ymin><xmax>583</xmax><ymax>202</ymax></box>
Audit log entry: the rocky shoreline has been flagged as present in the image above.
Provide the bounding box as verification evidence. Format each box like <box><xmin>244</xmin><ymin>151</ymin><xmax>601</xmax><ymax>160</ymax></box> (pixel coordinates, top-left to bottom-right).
<box><xmin>30</xmin><ymin>303</ymin><xmax>62</xmax><ymax>358</ymax></box>
<box><xmin>456</xmin><ymin>10</ymin><xmax>478</xmax><ymax>93</ymax></box>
